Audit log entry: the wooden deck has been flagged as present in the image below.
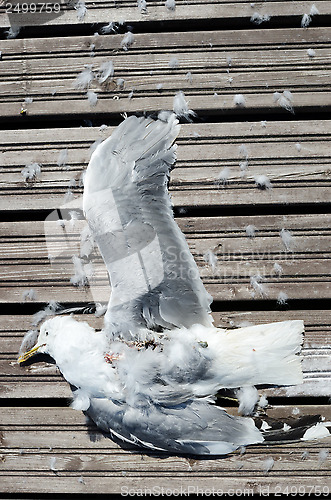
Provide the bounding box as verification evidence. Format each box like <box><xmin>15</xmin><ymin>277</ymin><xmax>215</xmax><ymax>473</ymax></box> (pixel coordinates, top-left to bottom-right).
<box><xmin>1</xmin><ymin>0</ymin><xmax>331</xmax><ymax>496</ymax></box>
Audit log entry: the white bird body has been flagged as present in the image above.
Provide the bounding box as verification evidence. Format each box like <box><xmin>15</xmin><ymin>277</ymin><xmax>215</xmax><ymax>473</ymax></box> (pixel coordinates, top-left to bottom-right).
<box><xmin>20</xmin><ymin>114</ymin><xmax>307</xmax><ymax>455</ymax></box>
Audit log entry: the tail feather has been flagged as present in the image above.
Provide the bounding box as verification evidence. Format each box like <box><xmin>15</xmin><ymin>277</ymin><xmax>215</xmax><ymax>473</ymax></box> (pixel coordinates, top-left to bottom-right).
<box><xmin>211</xmin><ymin>320</ymin><xmax>304</xmax><ymax>388</ymax></box>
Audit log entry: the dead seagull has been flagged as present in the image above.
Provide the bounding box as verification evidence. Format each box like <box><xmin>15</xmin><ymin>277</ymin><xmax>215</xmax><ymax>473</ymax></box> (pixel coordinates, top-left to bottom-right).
<box><xmin>19</xmin><ymin>113</ymin><xmax>312</xmax><ymax>455</ymax></box>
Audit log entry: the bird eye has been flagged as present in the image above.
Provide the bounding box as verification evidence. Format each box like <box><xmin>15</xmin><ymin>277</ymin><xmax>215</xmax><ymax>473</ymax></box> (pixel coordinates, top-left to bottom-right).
<box><xmin>45</xmin><ymin>331</ymin><xmax>48</xmax><ymax>336</ymax></box>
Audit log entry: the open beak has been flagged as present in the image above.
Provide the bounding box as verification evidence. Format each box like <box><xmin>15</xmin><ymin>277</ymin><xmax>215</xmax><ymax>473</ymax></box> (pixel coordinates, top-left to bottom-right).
<box><xmin>18</xmin><ymin>344</ymin><xmax>45</xmax><ymax>364</ymax></box>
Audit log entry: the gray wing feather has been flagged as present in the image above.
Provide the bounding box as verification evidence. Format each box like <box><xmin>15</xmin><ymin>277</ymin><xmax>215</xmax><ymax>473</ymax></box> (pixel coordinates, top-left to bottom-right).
<box><xmin>83</xmin><ymin>115</ymin><xmax>213</xmax><ymax>337</ymax></box>
<box><xmin>86</xmin><ymin>397</ymin><xmax>263</xmax><ymax>455</ymax></box>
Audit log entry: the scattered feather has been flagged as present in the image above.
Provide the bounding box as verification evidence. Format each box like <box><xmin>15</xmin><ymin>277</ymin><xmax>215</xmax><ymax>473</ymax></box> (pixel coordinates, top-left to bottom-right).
<box><xmin>50</xmin><ymin>457</ymin><xmax>57</xmax><ymax>472</ymax></box>
<box><xmin>302</xmin><ymin>423</ymin><xmax>330</xmax><ymax>441</ymax></box>
<box><xmin>234</xmin><ymin>94</ymin><xmax>246</xmax><ymax>107</ymax></box>
<box><xmin>307</xmin><ymin>48</ymin><xmax>316</xmax><ymax>58</ymax></box>
<box><xmin>87</xmin><ymin>90</ymin><xmax>98</xmax><ymax>106</ymax></box>
<box><xmin>128</xmin><ymin>90</ymin><xmax>134</xmax><ymax>100</ymax></box>
<box><xmin>273</xmin><ymin>262</ymin><xmax>283</xmax><ymax>276</ymax></box>
<box><xmin>318</xmin><ymin>449</ymin><xmax>329</xmax><ymax>464</ymax></box>
<box><xmin>280</xmin><ymin>228</ymin><xmax>294</xmax><ymax>251</ymax></box>
<box><xmin>236</xmin><ymin>386</ymin><xmax>259</xmax><ymax>416</ymax></box>
<box><xmin>260</xmin><ymin>120</ymin><xmax>267</xmax><ymax>128</ymax></box>
<box><xmin>254</xmin><ymin>174</ymin><xmax>272</xmax><ymax>190</ymax></box>
<box><xmin>250</xmin><ymin>274</ymin><xmax>267</xmax><ymax>298</ymax></box>
<box><xmin>156</xmin><ymin>83</ymin><xmax>163</xmax><ymax>91</ymax></box>
<box><xmin>69</xmin><ymin>210</ymin><xmax>81</xmax><ymax>227</ymax></box>
<box><xmin>121</xmin><ymin>31</ymin><xmax>135</xmax><ymax>51</ymax></box>
<box><xmin>116</xmin><ymin>78</ymin><xmax>125</xmax><ymax>89</ymax></box>
<box><xmin>292</xmin><ymin>407</ymin><xmax>301</xmax><ymax>415</ymax></box>
<box><xmin>203</xmin><ymin>249</ymin><xmax>217</xmax><ymax>274</ymax></box>
<box><xmin>295</xmin><ymin>143</ymin><xmax>302</xmax><ymax>152</ymax></box>
<box><xmin>68</xmin><ymin>178</ymin><xmax>76</xmax><ymax>189</ymax></box>
<box><xmin>80</xmin><ymin>225</ymin><xmax>95</xmax><ymax>258</ymax></box>
<box><xmin>75</xmin><ymin>0</ymin><xmax>87</xmax><ymax>21</ymax></box>
<box><xmin>78</xmin><ymin>476</ymin><xmax>85</xmax><ymax>484</ymax></box>
<box><xmin>310</xmin><ymin>4</ymin><xmax>320</xmax><ymax>16</ymax></box>
<box><xmin>97</xmin><ymin>60</ymin><xmax>114</xmax><ymax>84</ymax></box>
<box><xmin>239</xmin><ymin>144</ymin><xmax>248</xmax><ymax>159</ymax></box>
<box><xmin>32</xmin><ymin>301</ymin><xmax>61</xmax><ymax>327</ymax></box>
<box><xmin>259</xmin><ymin>395</ymin><xmax>268</xmax><ymax>408</ymax></box>
<box><xmin>227</xmin><ymin>56</ymin><xmax>232</xmax><ymax>67</ymax></box>
<box><xmin>283</xmin><ymin>423</ymin><xmax>291</xmax><ymax>431</ymax></box>
<box><xmin>301</xmin><ymin>450</ymin><xmax>310</xmax><ymax>460</ymax></box>
<box><xmin>277</xmin><ymin>291</ymin><xmax>288</xmax><ymax>305</ymax></box>
<box><xmin>64</xmin><ymin>189</ymin><xmax>75</xmax><ymax>203</ymax></box>
<box><xmin>6</xmin><ymin>26</ymin><xmax>21</xmax><ymax>39</ymax></box>
<box><xmin>168</xmin><ymin>57</ymin><xmax>179</xmax><ymax>69</ymax></box>
<box><xmin>273</xmin><ymin>90</ymin><xmax>294</xmax><ymax>113</ymax></box>
<box><xmin>24</xmin><ymin>97</ymin><xmax>33</xmax><ymax>104</ymax></box>
<box><xmin>100</xmin><ymin>22</ymin><xmax>117</xmax><ymax>34</ymax></box>
<box><xmin>173</xmin><ymin>91</ymin><xmax>196</xmax><ymax>121</ymax></box>
<box><xmin>250</xmin><ymin>13</ymin><xmax>271</xmax><ymax>24</ymax></box>
<box><xmin>57</xmin><ymin>149</ymin><xmax>68</xmax><ymax>168</ymax></box>
<box><xmin>301</xmin><ymin>13</ymin><xmax>312</xmax><ymax>28</ymax></box>
<box><xmin>262</xmin><ymin>457</ymin><xmax>274</xmax><ymax>473</ymax></box>
<box><xmin>137</xmin><ymin>0</ymin><xmax>147</xmax><ymax>12</ymax></box>
<box><xmin>239</xmin><ymin>160</ymin><xmax>249</xmax><ymax>176</ymax></box>
<box><xmin>73</xmin><ymin>67</ymin><xmax>94</xmax><ymax>90</ymax></box>
<box><xmin>70</xmin><ymin>256</ymin><xmax>93</xmax><ymax>287</ymax></box>
<box><xmin>22</xmin><ymin>289</ymin><xmax>37</xmax><ymax>301</ymax></box>
<box><xmin>21</xmin><ymin>162</ymin><xmax>41</xmax><ymax>182</ymax></box>
<box><xmin>185</xmin><ymin>71</ymin><xmax>193</xmax><ymax>84</ymax></box>
<box><xmin>302</xmin><ymin>5</ymin><xmax>319</xmax><ymax>27</ymax></box>
<box><xmin>165</xmin><ymin>0</ymin><xmax>176</xmax><ymax>10</ymax></box>
<box><xmin>217</xmin><ymin>167</ymin><xmax>230</xmax><ymax>185</ymax></box>
<box><xmin>245</xmin><ymin>225</ymin><xmax>256</xmax><ymax>238</ymax></box>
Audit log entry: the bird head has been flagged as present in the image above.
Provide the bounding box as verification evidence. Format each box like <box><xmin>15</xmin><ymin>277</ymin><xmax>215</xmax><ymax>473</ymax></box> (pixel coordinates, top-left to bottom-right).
<box><xmin>18</xmin><ymin>316</ymin><xmax>62</xmax><ymax>364</ymax></box>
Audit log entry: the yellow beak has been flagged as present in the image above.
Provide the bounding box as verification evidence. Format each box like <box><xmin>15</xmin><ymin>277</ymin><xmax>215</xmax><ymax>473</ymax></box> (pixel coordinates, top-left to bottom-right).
<box><xmin>18</xmin><ymin>344</ymin><xmax>45</xmax><ymax>364</ymax></box>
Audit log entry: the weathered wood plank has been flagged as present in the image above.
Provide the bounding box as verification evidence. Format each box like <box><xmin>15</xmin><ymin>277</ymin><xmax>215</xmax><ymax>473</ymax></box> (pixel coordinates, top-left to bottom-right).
<box><xmin>1</xmin><ymin>1</ymin><xmax>331</xmax><ymax>28</ymax></box>
<box><xmin>1</xmin><ymin>121</ymin><xmax>331</xmax><ymax>210</ymax></box>
<box><xmin>0</xmin><ymin>475</ymin><xmax>329</xmax><ymax>496</ymax></box>
<box><xmin>1</xmin><ymin>88</ymin><xmax>330</xmax><ymax>121</ymax></box>
<box><xmin>0</xmin><ymin>26</ymin><xmax>330</xmax><ymax>120</ymax></box>
<box><xmin>2</xmin><ymin>28</ymin><xmax>330</xmax><ymax>57</ymax></box>
<box><xmin>0</xmin><ymin>407</ymin><xmax>330</xmax><ymax>494</ymax></box>
<box><xmin>1</xmin><ymin>212</ymin><xmax>331</xmax><ymax>304</ymax></box>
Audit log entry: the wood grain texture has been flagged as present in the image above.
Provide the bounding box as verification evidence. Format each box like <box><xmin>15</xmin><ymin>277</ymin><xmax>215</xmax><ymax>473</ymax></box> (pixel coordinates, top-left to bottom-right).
<box><xmin>1</xmin><ymin>2</ymin><xmax>331</xmax><ymax>493</ymax></box>
<box><xmin>1</xmin><ymin>1</ymin><xmax>331</xmax><ymax>28</ymax></box>
<box><xmin>1</xmin><ymin>212</ymin><xmax>331</xmax><ymax>302</ymax></box>
<box><xmin>0</xmin><ymin>406</ymin><xmax>330</xmax><ymax>494</ymax></box>
<box><xmin>1</xmin><ymin>120</ymin><xmax>331</xmax><ymax>210</ymax></box>
<box><xmin>0</xmin><ymin>27</ymin><xmax>330</xmax><ymax>120</ymax></box>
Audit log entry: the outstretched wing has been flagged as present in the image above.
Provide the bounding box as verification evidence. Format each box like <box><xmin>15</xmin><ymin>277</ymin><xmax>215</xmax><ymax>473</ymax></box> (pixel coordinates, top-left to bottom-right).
<box><xmin>83</xmin><ymin>114</ymin><xmax>213</xmax><ymax>338</ymax></box>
